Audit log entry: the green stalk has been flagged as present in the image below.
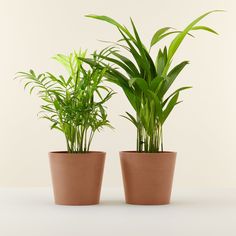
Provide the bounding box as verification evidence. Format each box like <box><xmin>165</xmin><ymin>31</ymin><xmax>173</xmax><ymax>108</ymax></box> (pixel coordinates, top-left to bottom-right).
<box><xmin>160</xmin><ymin>125</ymin><xmax>164</xmax><ymax>152</ymax></box>
<box><xmin>87</xmin><ymin>130</ymin><xmax>94</xmax><ymax>151</ymax></box>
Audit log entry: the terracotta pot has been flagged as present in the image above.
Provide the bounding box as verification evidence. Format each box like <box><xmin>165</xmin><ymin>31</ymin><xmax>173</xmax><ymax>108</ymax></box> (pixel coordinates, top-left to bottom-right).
<box><xmin>49</xmin><ymin>151</ymin><xmax>105</xmax><ymax>205</ymax></box>
<box><xmin>120</xmin><ymin>151</ymin><xmax>176</xmax><ymax>205</ymax></box>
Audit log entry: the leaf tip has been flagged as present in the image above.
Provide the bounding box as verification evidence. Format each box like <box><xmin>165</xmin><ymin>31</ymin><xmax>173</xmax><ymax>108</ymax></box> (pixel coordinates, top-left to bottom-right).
<box><xmin>85</xmin><ymin>14</ymin><xmax>94</xmax><ymax>18</ymax></box>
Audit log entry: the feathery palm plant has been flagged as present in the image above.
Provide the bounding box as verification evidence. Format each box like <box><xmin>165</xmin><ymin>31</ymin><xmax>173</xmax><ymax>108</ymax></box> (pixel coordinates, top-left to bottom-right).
<box><xmin>81</xmin><ymin>10</ymin><xmax>221</xmax><ymax>152</ymax></box>
<box><xmin>17</xmin><ymin>50</ymin><xmax>114</xmax><ymax>153</ymax></box>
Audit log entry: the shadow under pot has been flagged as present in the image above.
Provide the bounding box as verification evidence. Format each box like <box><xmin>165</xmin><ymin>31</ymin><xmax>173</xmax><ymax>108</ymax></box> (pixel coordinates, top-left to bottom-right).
<box><xmin>49</xmin><ymin>151</ymin><xmax>105</xmax><ymax>205</ymax></box>
<box><xmin>120</xmin><ymin>151</ymin><xmax>176</xmax><ymax>205</ymax></box>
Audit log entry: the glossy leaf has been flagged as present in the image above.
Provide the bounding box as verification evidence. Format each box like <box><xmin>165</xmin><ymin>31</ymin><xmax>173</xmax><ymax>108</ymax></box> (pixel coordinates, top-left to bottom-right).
<box><xmin>150</xmin><ymin>27</ymin><xmax>172</xmax><ymax>47</ymax></box>
<box><xmin>162</xmin><ymin>92</ymin><xmax>179</xmax><ymax>123</ymax></box>
<box><xmin>191</xmin><ymin>25</ymin><xmax>218</xmax><ymax>34</ymax></box>
<box><xmin>167</xmin><ymin>10</ymin><xmax>221</xmax><ymax>62</ymax></box>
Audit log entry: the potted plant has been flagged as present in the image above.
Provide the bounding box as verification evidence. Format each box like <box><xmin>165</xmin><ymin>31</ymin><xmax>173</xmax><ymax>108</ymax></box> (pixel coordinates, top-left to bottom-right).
<box><xmin>82</xmin><ymin>10</ymin><xmax>221</xmax><ymax>204</ymax></box>
<box><xmin>17</xmin><ymin>50</ymin><xmax>114</xmax><ymax>205</ymax></box>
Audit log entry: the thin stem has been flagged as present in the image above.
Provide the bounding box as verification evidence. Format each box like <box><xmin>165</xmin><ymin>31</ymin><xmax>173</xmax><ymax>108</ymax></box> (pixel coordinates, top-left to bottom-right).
<box><xmin>160</xmin><ymin>125</ymin><xmax>164</xmax><ymax>152</ymax></box>
<box><xmin>87</xmin><ymin>130</ymin><xmax>94</xmax><ymax>151</ymax></box>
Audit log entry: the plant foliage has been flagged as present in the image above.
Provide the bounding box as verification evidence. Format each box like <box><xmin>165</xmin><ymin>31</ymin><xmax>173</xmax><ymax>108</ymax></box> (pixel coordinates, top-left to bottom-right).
<box><xmin>82</xmin><ymin>10</ymin><xmax>221</xmax><ymax>152</ymax></box>
<box><xmin>17</xmin><ymin>50</ymin><xmax>114</xmax><ymax>153</ymax></box>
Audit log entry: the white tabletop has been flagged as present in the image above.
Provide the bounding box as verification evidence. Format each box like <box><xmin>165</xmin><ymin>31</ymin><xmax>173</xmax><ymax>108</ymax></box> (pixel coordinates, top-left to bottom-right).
<box><xmin>0</xmin><ymin>187</ymin><xmax>235</xmax><ymax>236</ymax></box>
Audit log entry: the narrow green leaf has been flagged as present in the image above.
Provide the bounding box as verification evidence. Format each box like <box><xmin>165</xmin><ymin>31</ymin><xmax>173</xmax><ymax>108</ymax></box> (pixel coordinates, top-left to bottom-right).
<box><xmin>121</xmin><ymin>112</ymin><xmax>138</xmax><ymax>127</ymax></box>
<box><xmin>156</xmin><ymin>47</ymin><xmax>167</xmax><ymax>76</ymax></box>
<box><xmin>167</xmin><ymin>10</ymin><xmax>222</xmax><ymax>62</ymax></box>
<box><xmin>147</xmin><ymin>90</ymin><xmax>163</xmax><ymax>122</ymax></box>
<box><xmin>130</xmin><ymin>77</ymin><xmax>149</xmax><ymax>94</ymax></box>
<box><xmin>191</xmin><ymin>25</ymin><xmax>218</xmax><ymax>34</ymax></box>
<box><xmin>159</xmin><ymin>61</ymin><xmax>189</xmax><ymax>98</ymax></box>
<box><xmin>150</xmin><ymin>27</ymin><xmax>172</xmax><ymax>47</ymax></box>
<box><xmin>162</xmin><ymin>92</ymin><xmax>179</xmax><ymax>124</ymax></box>
<box><xmin>97</xmin><ymin>54</ymin><xmax>134</xmax><ymax>76</ymax></box>
<box><xmin>163</xmin><ymin>86</ymin><xmax>192</xmax><ymax>107</ymax></box>
<box><xmin>111</xmin><ymin>51</ymin><xmax>140</xmax><ymax>76</ymax></box>
<box><xmin>85</xmin><ymin>14</ymin><xmax>135</xmax><ymax>40</ymax></box>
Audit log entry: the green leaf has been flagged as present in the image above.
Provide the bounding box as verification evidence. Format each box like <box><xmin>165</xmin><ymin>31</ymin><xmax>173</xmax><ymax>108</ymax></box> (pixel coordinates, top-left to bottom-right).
<box><xmin>159</xmin><ymin>61</ymin><xmax>189</xmax><ymax>98</ymax></box>
<box><xmin>97</xmin><ymin>54</ymin><xmax>134</xmax><ymax>76</ymax></box>
<box><xmin>156</xmin><ymin>47</ymin><xmax>167</xmax><ymax>76</ymax></box>
<box><xmin>150</xmin><ymin>27</ymin><xmax>172</xmax><ymax>47</ymax></box>
<box><xmin>85</xmin><ymin>14</ymin><xmax>135</xmax><ymax>40</ymax></box>
<box><xmin>147</xmin><ymin>90</ymin><xmax>163</xmax><ymax>121</ymax></box>
<box><xmin>117</xmin><ymin>29</ymin><xmax>147</xmax><ymax>75</ymax></box>
<box><xmin>167</xmin><ymin>10</ymin><xmax>222</xmax><ymax>61</ymax></box>
<box><xmin>52</xmin><ymin>54</ymin><xmax>71</xmax><ymax>73</ymax></box>
<box><xmin>163</xmin><ymin>86</ymin><xmax>192</xmax><ymax>107</ymax></box>
<box><xmin>130</xmin><ymin>18</ymin><xmax>157</xmax><ymax>79</ymax></box>
<box><xmin>150</xmin><ymin>29</ymin><xmax>195</xmax><ymax>50</ymax></box>
<box><xmin>121</xmin><ymin>112</ymin><xmax>138</xmax><ymax>127</ymax></box>
<box><xmin>191</xmin><ymin>25</ymin><xmax>218</xmax><ymax>34</ymax></box>
<box><xmin>121</xmin><ymin>84</ymin><xmax>137</xmax><ymax>110</ymax></box>
<box><xmin>129</xmin><ymin>77</ymin><xmax>149</xmax><ymax>94</ymax></box>
<box><xmin>150</xmin><ymin>76</ymin><xmax>164</xmax><ymax>93</ymax></box>
<box><xmin>162</xmin><ymin>92</ymin><xmax>179</xmax><ymax>124</ymax></box>
<box><xmin>111</xmin><ymin>51</ymin><xmax>140</xmax><ymax>76</ymax></box>
<box><xmin>130</xmin><ymin>18</ymin><xmax>148</xmax><ymax>64</ymax></box>
<box><xmin>128</xmin><ymin>77</ymin><xmax>138</xmax><ymax>87</ymax></box>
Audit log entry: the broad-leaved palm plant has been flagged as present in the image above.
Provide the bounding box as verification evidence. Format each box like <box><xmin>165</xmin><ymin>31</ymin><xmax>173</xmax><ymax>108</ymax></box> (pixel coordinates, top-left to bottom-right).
<box><xmin>82</xmin><ymin>10</ymin><xmax>221</xmax><ymax>152</ymax></box>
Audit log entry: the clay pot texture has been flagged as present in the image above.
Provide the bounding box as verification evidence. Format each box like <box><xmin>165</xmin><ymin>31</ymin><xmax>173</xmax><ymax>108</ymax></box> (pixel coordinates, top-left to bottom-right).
<box><xmin>120</xmin><ymin>151</ymin><xmax>176</xmax><ymax>205</ymax></box>
<box><xmin>49</xmin><ymin>151</ymin><xmax>105</xmax><ymax>205</ymax></box>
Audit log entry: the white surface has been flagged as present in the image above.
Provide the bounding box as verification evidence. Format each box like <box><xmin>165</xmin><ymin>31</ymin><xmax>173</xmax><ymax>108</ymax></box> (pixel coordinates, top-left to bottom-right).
<box><xmin>0</xmin><ymin>0</ymin><xmax>235</xmax><ymax>189</ymax></box>
<box><xmin>0</xmin><ymin>188</ymin><xmax>236</xmax><ymax>236</ymax></box>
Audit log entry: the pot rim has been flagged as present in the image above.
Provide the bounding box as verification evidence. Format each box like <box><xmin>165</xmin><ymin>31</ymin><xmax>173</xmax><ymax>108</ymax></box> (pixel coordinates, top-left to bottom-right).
<box><xmin>49</xmin><ymin>151</ymin><xmax>106</xmax><ymax>155</ymax></box>
<box><xmin>120</xmin><ymin>151</ymin><xmax>176</xmax><ymax>154</ymax></box>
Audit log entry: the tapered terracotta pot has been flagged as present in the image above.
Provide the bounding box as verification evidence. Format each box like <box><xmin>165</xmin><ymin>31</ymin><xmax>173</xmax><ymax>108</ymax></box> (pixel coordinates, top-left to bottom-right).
<box><xmin>120</xmin><ymin>151</ymin><xmax>176</xmax><ymax>205</ymax></box>
<box><xmin>49</xmin><ymin>151</ymin><xmax>105</xmax><ymax>205</ymax></box>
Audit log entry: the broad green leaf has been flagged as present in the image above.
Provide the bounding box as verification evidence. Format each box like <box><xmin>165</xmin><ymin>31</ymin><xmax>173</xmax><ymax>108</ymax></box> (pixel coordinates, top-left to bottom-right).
<box><xmin>159</xmin><ymin>61</ymin><xmax>189</xmax><ymax>98</ymax></box>
<box><xmin>128</xmin><ymin>77</ymin><xmax>138</xmax><ymax>87</ymax></box>
<box><xmin>130</xmin><ymin>77</ymin><xmax>149</xmax><ymax>94</ymax></box>
<box><xmin>156</xmin><ymin>47</ymin><xmax>167</xmax><ymax>76</ymax></box>
<box><xmin>150</xmin><ymin>76</ymin><xmax>164</xmax><ymax>94</ymax></box>
<box><xmin>147</xmin><ymin>90</ymin><xmax>163</xmax><ymax>121</ymax></box>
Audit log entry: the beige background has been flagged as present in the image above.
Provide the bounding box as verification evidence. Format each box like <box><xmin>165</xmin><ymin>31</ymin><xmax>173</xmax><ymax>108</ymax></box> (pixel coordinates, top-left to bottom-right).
<box><xmin>0</xmin><ymin>0</ymin><xmax>234</xmax><ymax>188</ymax></box>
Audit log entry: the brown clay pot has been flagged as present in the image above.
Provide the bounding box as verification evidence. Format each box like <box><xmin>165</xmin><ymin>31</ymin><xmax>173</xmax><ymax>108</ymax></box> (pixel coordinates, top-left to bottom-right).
<box><xmin>120</xmin><ymin>151</ymin><xmax>176</xmax><ymax>205</ymax></box>
<box><xmin>49</xmin><ymin>151</ymin><xmax>105</xmax><ymax>205</ymax></box>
